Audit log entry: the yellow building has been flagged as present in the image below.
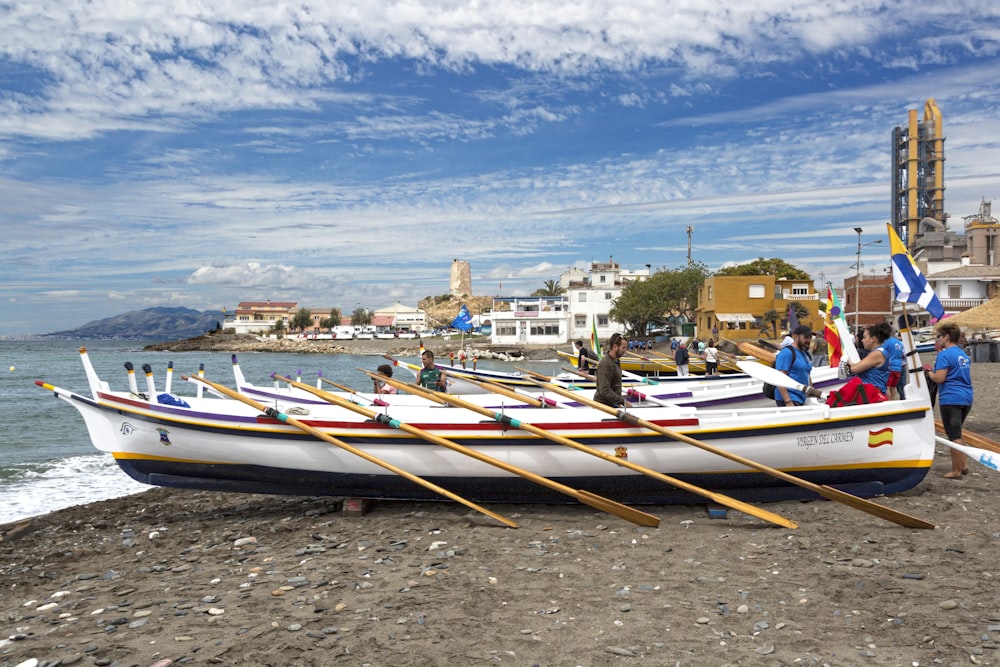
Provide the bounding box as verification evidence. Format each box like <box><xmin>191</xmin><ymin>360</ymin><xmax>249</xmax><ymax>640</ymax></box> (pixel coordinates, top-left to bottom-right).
<box><xmin>695</xmin><ymin>276</ymin><xmax>823</xmax><ymax>341</ymax></box>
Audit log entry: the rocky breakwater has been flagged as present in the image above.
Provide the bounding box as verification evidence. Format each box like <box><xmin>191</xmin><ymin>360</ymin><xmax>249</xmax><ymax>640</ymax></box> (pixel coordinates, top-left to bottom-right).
<box><xmin>144</xmin><ymin>333</ymin><xmax>557</xmax><ymax>360</ymax></box>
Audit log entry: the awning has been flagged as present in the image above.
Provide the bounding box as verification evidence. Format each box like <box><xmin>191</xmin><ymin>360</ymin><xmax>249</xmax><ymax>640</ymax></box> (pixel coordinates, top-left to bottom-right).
<box><xmin>715</xmin><ymin>313</ymin><xmax>755</xmax><ymax>323</ymax></box>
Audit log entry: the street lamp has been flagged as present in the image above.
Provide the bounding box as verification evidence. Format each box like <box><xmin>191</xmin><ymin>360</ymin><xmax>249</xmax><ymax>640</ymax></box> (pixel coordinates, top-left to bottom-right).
<box><xmin>853</xmin><ymin>227</ymin><xmax>883</xmax><ymax>331</ymax></box>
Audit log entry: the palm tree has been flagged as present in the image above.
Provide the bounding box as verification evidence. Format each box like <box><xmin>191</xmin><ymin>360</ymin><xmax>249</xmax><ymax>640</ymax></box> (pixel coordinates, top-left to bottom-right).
<box><xmin>531</xmin><ymin>279</ymin><xmax>565</xmax><ymax>297</ymax></box>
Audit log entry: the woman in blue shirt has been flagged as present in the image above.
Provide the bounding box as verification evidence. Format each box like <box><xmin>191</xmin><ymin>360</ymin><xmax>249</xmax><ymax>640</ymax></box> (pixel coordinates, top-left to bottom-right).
<box><xmin>928</xmin><ymin>321</ymin><xmax>974</xmax><ymax>478</ymax></box>
<box><xmin>848</xmin><ymin>323</ymin><xmax>892</xmax><ymax>392</ymax></box>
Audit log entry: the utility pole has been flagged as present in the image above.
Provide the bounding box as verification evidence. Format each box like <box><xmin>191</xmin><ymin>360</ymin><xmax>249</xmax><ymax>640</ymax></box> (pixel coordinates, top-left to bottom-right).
<box><xmin>852</xmin><ymin>227</ymin><xmax>883</xmax><ymax>331</ymax></box>
<box><xmin>686</xmin><ymin>226</ymin><xmax>693</xmax><ymax>265</ymax></box>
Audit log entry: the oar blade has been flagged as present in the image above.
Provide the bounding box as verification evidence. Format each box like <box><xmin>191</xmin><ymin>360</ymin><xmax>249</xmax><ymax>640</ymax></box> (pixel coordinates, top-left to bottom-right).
<box><xmin>816</xmin><ymin>485</ymin><xmax>935</xmax><ymax>529</ymax></box>
<box><xmin>575</xmin><ymin>490</ymin><xmax>660</xmax><ymax>527</ymax></box>
<box><xmin>704</xmin><ymin>493</ymin><xmax>798</xmax><ymax>529</ymax></box>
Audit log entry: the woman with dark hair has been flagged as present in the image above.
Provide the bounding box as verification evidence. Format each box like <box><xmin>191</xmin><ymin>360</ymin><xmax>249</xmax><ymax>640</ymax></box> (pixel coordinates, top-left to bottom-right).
<box><xmin>373</xmin><ymin>363</ymin><xmax>397</xmax><ymax>395</ymax></box>
<box><xmin>847</xmin><ymin>322</ymin><xmax>893</xmax><ymax>392</ymax></box>
<box><xmin>927</xmin><ymin>321</ymin><xmax>974</xmax><ymax>479</ymax></box>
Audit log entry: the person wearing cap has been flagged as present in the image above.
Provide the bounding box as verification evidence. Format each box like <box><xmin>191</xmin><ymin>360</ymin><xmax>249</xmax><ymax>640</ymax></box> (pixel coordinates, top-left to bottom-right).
<box><xmin>846</xmin><ymin>322</ymin><xmax>892</xmax><ymax>393</ymax></box>
<box><xmin>774</xmin><ymin>325</ymin><xmax>818</xmax><ymax>406</ymax></box>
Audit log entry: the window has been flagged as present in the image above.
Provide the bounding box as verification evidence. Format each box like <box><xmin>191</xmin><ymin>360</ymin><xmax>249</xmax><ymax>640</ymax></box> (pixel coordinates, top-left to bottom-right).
<box><xmin>495</xmin><ymin>324</ymin><xmax>517</xmax><ymax>337</ymax></box>
<box><xmin>529</xmin><ymin>322</ymin><xmax>561</xmax><ymax>336</ymax></box>
<box><xmin>948</xmin><ymin>285</ymin><xmax>961</xmax><ymax>299</ymax></box>
<box><xmin>791</xmin><ymin>284</ymin><xmax>809</xmax><ymax>295</ymax></box>
<box><xmin>604</xmin><ymin>292</ymin><xmax>612</xmax><ymax>300</ymax></box>
<box><xmin>708</xmin><ymin>286</ymin><xmax>713</xmax><ymax>300</ymax></box>
<box><xmin>574</xmin><ymin>315</ymin><xmax>586</xmax><ymax>327</ymax></box>
<box><xmin>578</xmin><ymin>293</ymin><xmax>587</xmax><ymax>302</ymax></box>
<box><xmin>749</xmin><ymin>284</ymin><xmax>766</xmax><ymax>299</ymax></box>
<box><xmin>599</xmin><ymin>275</ymin><xmax>607</xmax><ymax>283</ymax></box>
<box><xmin>598</xmin><ymin>315</ymin><xmax>609</xmax><ymax>326</ymax></box>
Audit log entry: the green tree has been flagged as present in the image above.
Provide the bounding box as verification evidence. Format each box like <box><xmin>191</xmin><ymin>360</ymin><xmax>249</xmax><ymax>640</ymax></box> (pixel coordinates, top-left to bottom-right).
<box><xmin>291</xmin><ymin>308</ymin><xmax>314</xmax><ymax>332</ymax></box>
<box><xmin>270</xmin><ymin>318</ymin><xmax>285</xmax><ymax>337</ymax></box>
<box><xmin>319</xmin><ymin>308</ymin><xmax>342</xmax><ymax>330</ymax></box>
<box><xmin>531</xmin><ymin>279</ymin><xmax>565</xmax><ymax>297</ymax></box>
<box><xmin>610</xmin><ymin>263</ymin><xmax>710</xmax><ymax>336</ymax></box>
<box><xmin>715</xmin><ymin>258</ymin><xmax>810</xmax><ymax>280</ymax></box>
<box><xmin>762</xmin><ymin>309</ymin><xmax>780</xmax><ymax>338</ymax></box>
<box><xmin>351</xmin><ymin>307</ymin><xmax>372</xmax><ymax>328</ymax></box>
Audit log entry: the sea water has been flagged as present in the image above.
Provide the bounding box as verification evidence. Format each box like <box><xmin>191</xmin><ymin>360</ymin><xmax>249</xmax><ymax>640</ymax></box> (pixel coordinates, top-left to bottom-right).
<box><xmin>0</xmin><ymin>339</ymin><xmax>561</xmax><ymax>524</ymax></box>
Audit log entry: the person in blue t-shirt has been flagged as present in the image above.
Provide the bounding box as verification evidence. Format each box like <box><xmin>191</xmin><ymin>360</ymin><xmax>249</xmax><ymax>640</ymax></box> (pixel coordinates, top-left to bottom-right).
<box><xmin>848</xmin><ymin>323</ymin><xmax>892</xmax><ymax>392</ymax></box>
<box><xmin>884</xmin><ymin>333</ymin><xmax>906</xmax><ymax>399</ymax></box>
<box><xmin>774</xmin><ymin>325</ymin><xmax>820</xmax><ymax>406</ymax></box>
<box><xmin>927</xmin><ymin>321</ymin><xmax>974</xmax><ymax>479</ymax></box>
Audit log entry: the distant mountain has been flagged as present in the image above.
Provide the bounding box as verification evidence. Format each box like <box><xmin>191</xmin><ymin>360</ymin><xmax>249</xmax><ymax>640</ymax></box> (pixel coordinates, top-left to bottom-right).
<box><xmin>46</xmin><ymin>307</ymin><xmax>225</xmax><ymax>341</ymax></box>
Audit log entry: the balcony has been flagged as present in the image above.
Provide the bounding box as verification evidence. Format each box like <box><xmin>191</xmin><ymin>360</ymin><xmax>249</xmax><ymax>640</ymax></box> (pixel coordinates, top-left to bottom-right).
<box><xmin>939</xmin><ymin>298</ymin><xmax>988</xmax><ymax>310</ymax></box>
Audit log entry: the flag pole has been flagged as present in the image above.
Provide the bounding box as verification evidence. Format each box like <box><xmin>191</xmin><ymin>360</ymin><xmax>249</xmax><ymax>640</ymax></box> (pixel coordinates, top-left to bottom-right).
<box><xmin>898</xmin><ymin>302</ymin><xmax>923</xmax><ymax>388</ymax></box>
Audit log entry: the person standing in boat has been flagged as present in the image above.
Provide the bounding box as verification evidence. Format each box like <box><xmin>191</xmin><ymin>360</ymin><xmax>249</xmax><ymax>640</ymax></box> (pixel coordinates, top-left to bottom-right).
<box><xmin>927</xmin><ymin>321</ymin><xmax>974</xmax><ymax>479</ymax></box>
<box><xmin>846</xmin><ymin>322</ymin><xmax>892</xmax><ymax>393</ymax></box>
<box><xmin>373</xmin><ymin>363</ymin><xmax>398</xmax><ymax>395</ymax></box>
<box><xmin>417</xmin><ymin>350</ymin><xmax>447</xmax><ymax>392</ymax></box>
<box><xmin>774</xmin><ymin>325</ymin><xmax>818</xmax><ymax>406</ymax></box>
<box><xmin>594</xmin><ymin>333</ymin><xmax>628</xmax><ymax>407</ymax></box>
<box><xmin>575</xmin><ymin>339</ymin><xmax>599</xmax><ymax>371</ymax></box>
<box><xmin>674</xmin><ymin>341</ymin><xmax>690</xmax><ymax>377</ymax></box>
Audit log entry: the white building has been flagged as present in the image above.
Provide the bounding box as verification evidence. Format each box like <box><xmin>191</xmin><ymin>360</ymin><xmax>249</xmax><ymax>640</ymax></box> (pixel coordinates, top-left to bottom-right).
<box><xmin>489</xmin><ymin>296</ymin><xmax>569</xmax><ymax>345</ymax></box>
<box><xmin>563</xmin><ymin>259</ymin><xmax>649</xmax><ymax>343</ymax></box>
<box><xmin>372</xmin><ymin>303</ymin><xmax>427</xmax><ymax>332</ymax></box>
<box><xmin>926</xmin><ymin>258</ymin><xmax>1000</xmax><ymax>315</ymax></box>
<box><xmin>223</xmin><ymin>301</ymin><xmax>296</xmax><ymax>335</ymax></box>
<box><xmin>489</xmin><ymin>259</ymin><xmax>650</xmax><ymax>346</ymax></box>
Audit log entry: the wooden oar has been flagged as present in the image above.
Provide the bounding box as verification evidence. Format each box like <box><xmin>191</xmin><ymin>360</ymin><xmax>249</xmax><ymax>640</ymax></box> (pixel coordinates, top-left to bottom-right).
<box><xmin>184</xmin><ymin>375</ymin><xmax>517</xmax><ymax>528</ymax></box>
<box><xmin>276</xmin><ymin>375</ymin><xmax>660</xmax><ymax>527</ymax></box>
<box><xmin>734</xmin><ymin>341</ymin><xmax>777</xmax><ymax>364</ymax></box>
<box><xmin>369</xmin><ymin>371</ymin><xmax>798</xmax><ymax>530</ymax></box>
<box><xmin>525</xmin><ymin>378</ymin><xmax>935</xmax><ymax>529</ymax></box>
<box><xmin>316</xmin><ymin>377</ymin><xmax>392</xmax><ymax>406</ymax></box>
<box><xmin>934</xmin><ymin>436</ymin><xmax>1000</xmax><ymax>473</ymax></box>
<box><xmin>319</xmin><ymin>377</ymin><xmax>358</xmax><ymax>393</ymax></box>
<box><xmin>933</xmin><ymin>420</ymin><xmax>1000</xmax><ymax>455</ymax></box>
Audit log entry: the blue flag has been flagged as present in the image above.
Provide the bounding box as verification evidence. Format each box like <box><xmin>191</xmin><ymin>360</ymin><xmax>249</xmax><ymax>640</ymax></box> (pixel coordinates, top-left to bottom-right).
<box><xmin>887</xmin><ymin>224</ymin><xmax>945</xmax><ymax>319</ymax></box>
<box><xmin>450</xmin><ymin>304</ymin><xmax>473</xmax><ymax>331</ymax></box>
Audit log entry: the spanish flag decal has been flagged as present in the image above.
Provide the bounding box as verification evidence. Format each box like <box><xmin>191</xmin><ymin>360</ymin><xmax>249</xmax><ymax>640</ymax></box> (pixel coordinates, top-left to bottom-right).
<box><xmin>868</xmin><ymin>427</ymin><xmax>893</xmax><ymax>448</ymax></box>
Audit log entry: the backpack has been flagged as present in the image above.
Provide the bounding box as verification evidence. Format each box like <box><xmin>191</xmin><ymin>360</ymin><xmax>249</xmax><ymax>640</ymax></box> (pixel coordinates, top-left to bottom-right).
<box><xmin>762</xmin><ymin>347</ymin><xmax>797</xmax><ymax>400</ymax></box>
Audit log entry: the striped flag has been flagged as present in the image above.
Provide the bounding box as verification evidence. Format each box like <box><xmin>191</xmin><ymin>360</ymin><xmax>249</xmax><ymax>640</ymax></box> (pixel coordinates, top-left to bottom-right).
<box><xmin>823</xmin><ymin>284</ymin><xmax>844</xmax><ymax>366</ymax></box>
<box><xmin>887</xmin><ymin>223</ymin><xmax>945</xmax><ymax>319</ymax></box>
<box><xmin>590</xmin><ymin>317</ymin><xmax>602</xmax><ymax>358</ymax></box>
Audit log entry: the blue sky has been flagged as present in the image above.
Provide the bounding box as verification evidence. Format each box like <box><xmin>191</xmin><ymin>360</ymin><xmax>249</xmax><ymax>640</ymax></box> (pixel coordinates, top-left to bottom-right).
<box><xmin>2</xmin><ymin>1</ymin><xmax>1000</xmax><ymax>336</ymax></box>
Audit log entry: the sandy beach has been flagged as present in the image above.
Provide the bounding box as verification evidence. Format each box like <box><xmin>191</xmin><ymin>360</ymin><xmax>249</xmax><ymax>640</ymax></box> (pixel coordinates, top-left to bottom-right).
<box><xmin>3</xmin><ymin>357</ymin><xmax>1000</xmax><ymax>666</ymax></box>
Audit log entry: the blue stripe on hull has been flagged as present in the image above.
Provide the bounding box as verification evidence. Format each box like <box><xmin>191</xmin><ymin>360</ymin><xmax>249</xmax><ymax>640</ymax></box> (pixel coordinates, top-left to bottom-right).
<box><xmin>119</xmin><ymin>459</ymin><xmax>930</xmax><ymax>505</ymax></box>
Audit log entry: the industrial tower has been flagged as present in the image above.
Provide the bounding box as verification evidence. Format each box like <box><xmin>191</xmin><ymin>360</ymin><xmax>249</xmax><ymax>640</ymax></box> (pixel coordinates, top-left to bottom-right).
<box><xmin>891</xmin><ymin>98</ymin><xmax>945</xmax><ymax>246</ymax></box>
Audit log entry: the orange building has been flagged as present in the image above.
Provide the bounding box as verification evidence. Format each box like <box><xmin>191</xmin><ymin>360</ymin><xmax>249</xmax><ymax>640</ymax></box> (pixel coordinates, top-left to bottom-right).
<box><xmin>695</xmin><ymin>276</ymin><xmax>822</xmax><ymax>341</ymax></box>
